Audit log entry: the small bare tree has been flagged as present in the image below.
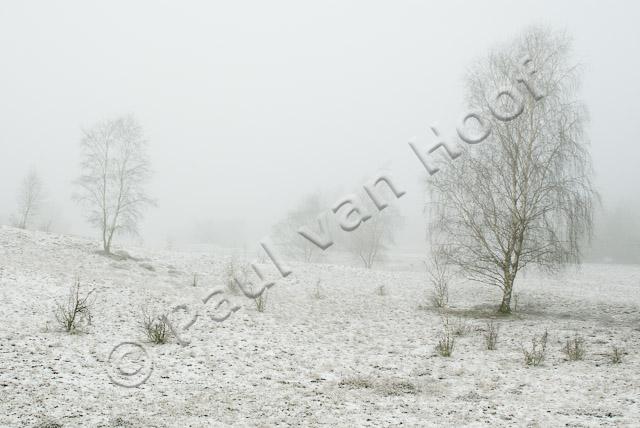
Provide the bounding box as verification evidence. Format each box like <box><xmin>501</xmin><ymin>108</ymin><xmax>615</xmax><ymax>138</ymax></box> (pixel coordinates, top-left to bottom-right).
<box><xmin>55</xmin><ymin>278</ymin><xmax>95</xmax><ymax>333</ymax></box>
<box><xmin>425</xmin><ymin>249</ymin><xmax>452</xmax><ymax>308</ymax></box>
<box><xmin>345</xmin><ymin>207</ymin><xmax>402</xmax><ymax>269</ymax></box>
<box><xmin>272</xmin><ymin>192</ymin><xmax>324</xmax><ymax>262</ymax></box>
<box><xmin>139</xmin><ymin>307</ymin><xmax>171</xmax><ymax>344</ymax></box>
<box><xmin>74</xmin><ymin>115</ymin><xmax>155</xmax><ymax>254</ymax></box>
<box><xmin>427</xmin><ymin>27</ymin><xmax>597</xmax><ymax>313</ymax></box>
<box><xmin>12</xmin><ymin>169</ymin><xmax>45</xmax><ymax>230</ymax></box>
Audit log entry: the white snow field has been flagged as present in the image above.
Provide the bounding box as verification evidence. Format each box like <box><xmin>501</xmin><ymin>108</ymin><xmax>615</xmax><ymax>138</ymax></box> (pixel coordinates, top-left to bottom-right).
<box><xmin>1</xmin><ymin>225</ymin><xmax>639</xmax><ymax>427</ymax></box>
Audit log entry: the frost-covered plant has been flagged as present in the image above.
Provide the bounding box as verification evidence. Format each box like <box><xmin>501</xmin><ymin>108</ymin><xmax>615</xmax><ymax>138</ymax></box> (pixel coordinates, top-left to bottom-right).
<box><xmin>312</xmin><ymin>278</ymin><xmax>324</xmax><ymax>300</ymax></box>
<box><xmin>452</xmin><ymin>317</ymin><xmax>471</xmax><ymax>336</ymax></box>
<box><xmin>139</xmin><ymin>308</ymin><xmax>170</xmax><ymax>344</ymax></box>
<box><xmin>425</xmin><ymin>250</ymin><xmax>451</xmax><ymax>308</ymax></box>
<box><xmin>254</xmin><ymin>291</ymin><xmax>268</xmax><ymax>312</ymax></box>
<box><xmin>563</xmin><ymin>334</ymin><xmax>586</xmax><ymax>361</ymax></box>
<box><xmin>338</xmin><ymin>376</ymin><xmax>375</xmax><ymax>389</ymax></box>
<box><xmin>34</xmin><ymin>419</ymin><xmax>63</xmax><ymax>428</ymax></box>
<box><xmin>436</xmin><ymin>316</ymin><xmax>455</xmax><ymax>357</ymax></box>
<box><xmin>224</xmin><ymin>257</ymin><xmax>248</xmax><ymax>295</ymax></box>
<box><xmin>55</xmin><ymin>277</ymin><xmax>94</xmax><ymax>333</ymax></box>
<box><xmin>522</xmin><ymin>330</ymin><xmax>548</xmax><ymax>366</ymax></box>
<box><xmin>610</xmin><ymin>346</ymin><xmax>624</xmax><ymax>364</ymax></box>
<box><xmin>484</xmin><ymin>320</ymin><xmax>499</xmax><ymax>350</ymax></box>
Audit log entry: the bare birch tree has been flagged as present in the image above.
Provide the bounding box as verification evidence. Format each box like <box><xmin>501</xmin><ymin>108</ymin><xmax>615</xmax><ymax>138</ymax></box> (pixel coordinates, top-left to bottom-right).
<box><xmin>74</xmin><ymin>115</ymin><xmax>154</xmax><ymax>254</ymax></box>
<box><xmin>12</xmin><ymin>169</ymin><xmax>45</xmax><ymax>230</ymax></box>
<box><xmin>272</xmin><ymin>193</ymin><xmax>324</xmax><ymax>262</ymax></box>
<box><xmin>427</xmin><ymin>27</ymin><xmax>597</xmax><ymax>313</ymax></box>
<box><xmin>345</xmin><ymin>206</ymin><xmax>402</xmax><ymax>269</ymax></box>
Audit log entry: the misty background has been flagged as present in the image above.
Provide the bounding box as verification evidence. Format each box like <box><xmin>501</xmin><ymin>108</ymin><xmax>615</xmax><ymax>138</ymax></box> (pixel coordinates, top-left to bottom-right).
<box><xmin>1</xmin><ymin>0</ymin><xmax>638</xmax><ymax>261</ymax></box>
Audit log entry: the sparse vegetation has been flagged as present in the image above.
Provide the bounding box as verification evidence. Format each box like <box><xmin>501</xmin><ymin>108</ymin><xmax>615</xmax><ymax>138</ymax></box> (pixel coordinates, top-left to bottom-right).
<box><xmin>425</xmin><ymin>250</ymin><xmax>451</xmax><ymax>308</ymax></box>
<box><xmin>610</xmin><ymin>346</ymin><xmax>624</xmax><ymax>364</ymax></box>
<box><xmin>338</xmin><ymin>376</ymin><xmax>374</xmax><ymax>389</ymax></box>
<box><xmin>312</xmin><ymin>278</ymin><xmax>324</xmax><ymax>300</ymax></box>
<box><xmin>379</xmin><ymin>380</ymin><xmax>418</xmax><ymax>396</ymax></box>
<box><xmin>139</xmin><ymin>308</ymin><xmax>171</xmax><ymax>344</ymax></box>
<box><xmin>484</xmin><ymin>320</ymin><xmax>499</xmax><ymax>350</ymax></box>
<box><xmin>513</xmin><ymin>293</ymin><xmax>520</xmax><ymax>312</ymax></box>
<box><xmin>224</xmin><ymin>257</ymin><xmax>247</xmax><ymax>295</ymax></box>
<box><xmin>436</xmin><ymin>316</ymin><xmax>455</xmax><ymax>357</ymax></box>
<box><xmin>54</xmin><ymin>277</ymin><xmax>94</xmax><ymax>333</ymax></box>
<box><xmin>254</xmin><ymin>291</ymin><xmax>268</xmax><ymax>312</ymax></box>
<box><xmin>522</xmin><ymin>330</ymin><xmax>549</xmax><ymax>366</ymax></box>
<box><xmin>34</xmin><ymin>419</ymin><xmax>63</xmax><ymax>428</ymax></box>
<box><xmin>563</xmin><ymin>334</ymin><xmax>586</xmax><ymax>361</ymax></box>
<box><xmin>451</xmin><ymin>317</ymin><xmax>471</xmax><ymax>336</ymax></box>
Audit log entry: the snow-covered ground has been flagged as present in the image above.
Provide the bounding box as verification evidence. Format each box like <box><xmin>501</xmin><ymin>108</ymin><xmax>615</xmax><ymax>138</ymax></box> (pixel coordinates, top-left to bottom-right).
<box><xmin>1</xmin><ymin>225</ymin><xmax>639</xmax><ymax>427</ymax></box>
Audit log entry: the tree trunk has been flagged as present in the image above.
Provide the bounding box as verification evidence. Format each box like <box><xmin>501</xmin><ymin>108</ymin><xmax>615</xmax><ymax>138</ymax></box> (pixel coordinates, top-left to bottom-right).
<box><xmin>498</xmin><ymin>276</ymin><xmax>514</xmax><ymax>313</ymax></box>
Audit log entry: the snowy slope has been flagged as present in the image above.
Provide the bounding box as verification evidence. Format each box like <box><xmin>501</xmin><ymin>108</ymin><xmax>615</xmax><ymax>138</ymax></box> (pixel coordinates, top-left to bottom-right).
<box><xmin>1</xmin><ymin>226</ymin><xmax>639</xmax><ymax>427</ymax></box>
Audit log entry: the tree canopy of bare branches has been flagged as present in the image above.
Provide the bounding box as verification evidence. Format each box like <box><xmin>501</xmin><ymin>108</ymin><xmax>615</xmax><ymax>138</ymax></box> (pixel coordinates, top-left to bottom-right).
<box><xmin>74</xmin><ymin>115</ymin><xmax>154</xmax><ymax>254</ymax></box>
<box><xmin>12</xmin><ymin>169</ymin><xmax>45</xmax><ymax>230</ymax></box>
<box><xmin>272</xmin><ymin>193</ymin><xmax>325</xmax><ymax>262</ymax></box>
<box><xmin>345</xmin><ymin>206</ymin><xmax>402</xmax><ymax>269</ymax></box>
<box><xmin>427</xmin><ymin>27</ymin><xmax>597</xmax><ymax>313</ymax></box>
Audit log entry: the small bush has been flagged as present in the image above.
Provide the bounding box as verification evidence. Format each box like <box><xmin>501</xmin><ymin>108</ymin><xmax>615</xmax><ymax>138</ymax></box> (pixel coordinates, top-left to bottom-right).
<box><xmin>312</xmin><ymin>278</ymin><xmax>324</xmax><ymax>300</ymax></box>
<box><xmin>425</xmin><ymin>252</ymin><xmax>451</xmax><ymax>309</ymax></box>
<box><xmin>254</xmin><ymin>291</ymin><xmax>268</xmax><ymax>312</ymax></box>
<box><xmin>436</xmin><ymin>332</ymin><xmax>455</xmax><ymax>357</ymax></box>
<box><xmin>35</xmin><ymin>419</ymin><xmax>63</xmax><ymax>428</ymax></box>
<box><xmin>436</xmin><ymin>316</ymin><xmax>455</xmax><ymax>357</ymax></box>
<box><xmin>54</xmin><ymin>278</ymin><xmax>95</xmax><ymax>333</ymax></box>
<box><xmin>224</xmin><ymin>257</ymin><xmax>248</xmax><ymax>295</ymax></box>
<box><xmin>139</xmin><ymin>308</ymin><xmax>171</xmax><ymax>344</ymax></box>
<box><xmin>610</xmin><ymin>346</ymin><xmax>624</xmax><ymax>364</ymax></box>
<box><xmin>522</xmin><ymin>330</ymin><xmax>548</xmax><ymax>366</ymax></box>
<box><xmin>380</xmin><ymin>380</ymin><xmax>418</xmax><ymax>396</ymax></box>
<box><xmin>452</xmin><ymin>317</ymin><xmax>471</xmax><ymax>336</ymax></box>
<box><xmin>513</xmin><ymin>293</ymin><xmax>520</xmax><ymax>312</ymax></box>
<box><xmin>484</xmin><ymin>320</ymin><xmax>499</xmax><ymax>350</ymax></box>
<box><xmin>338</xmin><ymin>376</ymin><xmax>374</xmax><ymax>389</ymax></box>
<box><xmin>563</xmin><ymin>334</ymin><xmax>586</xmax><ymax>361</ymax></box>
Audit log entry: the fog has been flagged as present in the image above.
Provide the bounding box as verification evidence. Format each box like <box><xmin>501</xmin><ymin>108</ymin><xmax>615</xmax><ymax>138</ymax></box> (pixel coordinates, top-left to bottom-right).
<box><xmin>1</xmin><ymin>0</ymin><xmax>638</xmax><ymax>255</ymax></box>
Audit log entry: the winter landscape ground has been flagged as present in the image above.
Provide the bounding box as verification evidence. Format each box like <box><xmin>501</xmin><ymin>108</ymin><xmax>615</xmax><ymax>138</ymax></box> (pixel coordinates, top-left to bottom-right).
<box><xmin>1</xmin><ymin>225</ymin><xmax>638</xmax><ymax>427</ymax></box>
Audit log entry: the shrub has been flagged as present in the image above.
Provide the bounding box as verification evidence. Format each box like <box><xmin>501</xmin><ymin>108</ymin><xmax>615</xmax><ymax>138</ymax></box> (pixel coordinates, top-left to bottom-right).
<box><xmin>522</xmin><ymin>330</ymin><xmax>548</xmax><ymax>366</ymax></box>
<box><xmin>425</xmin><ymin>250</ymin><xmax>452</xmax><ymax>308</ymax></box>
<box><xmin>338</xmin><ymin>376</ymin><xmax>374</xmax><ymax>389</ymax></box>
<box><xmin>224</xmin><ymin>257</ymin><xmax>248</xmax><ymax>295</ymax></box>
<box><xmin>312</xmin><ymin>278</ymin><xmax>324</xmax><ymax>300</ymax></box>
<box><xmin>436</xmin><ymin>317</ymin><xmax>455</xmax><ymax>357</ymax></box>
<box><xmin>139</xmin><ymin>308</ymin><xmax>171</xmax><ymax>344</ymax></box>
<box><xmin>380</xmin><ymin>380</ymin><xmax>418</xmax><ymax>396</ymax></box>
<box><xmin>35</xmin><ymin>419</ymin><xmax>63</xmax><ymax>428</ymax></box>
<box><xmin>513</xmin><ymin>293</ymin><xmax>520</xmax><ymax>312</ymax></box>
<box><xmin>563</xmin><ymin>334</ymin><xmax>586</xmax><ymax>361</ymax></box>
<box><xmin>254</xmin><ymin>291</ymin><xmax>268</xmax><ymax>312</ymax></box>
<box><xmin>610</xmin><ymin>346</ymin><xmax>624</xmax><ymax>364</ymax></box>
<box><xmin>452</xmin><ymin>317</ymin><xmax>471</xmax><ymax>336</ymax></box>
<box><xmin>55</xmin><ymin>277</ymin><xmax>95</xmax><ymax>333</ymax></box>
<box><xmin>484</xmin><ymin>320</ymin><xmax>499</xmax><ymax>350</ymax></box>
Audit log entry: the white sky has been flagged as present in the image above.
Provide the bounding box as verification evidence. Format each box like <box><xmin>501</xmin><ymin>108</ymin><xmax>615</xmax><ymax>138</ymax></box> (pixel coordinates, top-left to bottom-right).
<box><xmin>1</xmin><ymin>0</ymin><xmax>638</xmax><ymax>249</ymax></box>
